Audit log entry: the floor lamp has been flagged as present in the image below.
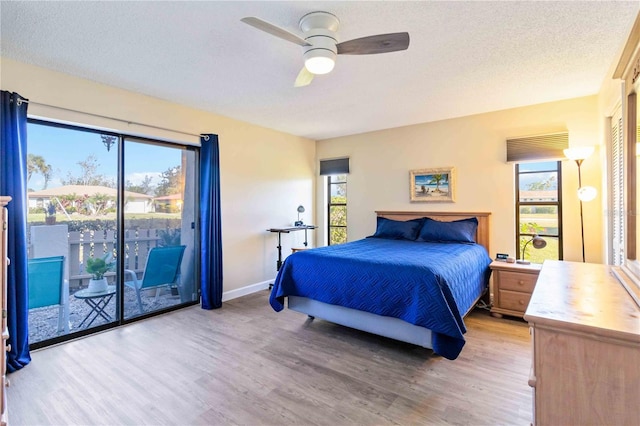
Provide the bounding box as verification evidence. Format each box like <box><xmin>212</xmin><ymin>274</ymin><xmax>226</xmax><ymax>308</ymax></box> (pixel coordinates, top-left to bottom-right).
<box><xmin>563</xmin><ymin>147</ymin><xmax>597</xmax><ymax>262</ymax></box>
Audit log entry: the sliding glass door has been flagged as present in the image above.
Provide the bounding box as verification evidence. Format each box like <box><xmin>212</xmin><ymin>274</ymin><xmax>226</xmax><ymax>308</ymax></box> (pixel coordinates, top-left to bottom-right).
<box><xmin>26</xmin><ymin>120</ymin><xmax>199</xmax><ymax>347</ymax></box>
<box><xmin>122</xmin><ymin>138</ymin><xmax>198</xmax><ymax>320</ymax></box>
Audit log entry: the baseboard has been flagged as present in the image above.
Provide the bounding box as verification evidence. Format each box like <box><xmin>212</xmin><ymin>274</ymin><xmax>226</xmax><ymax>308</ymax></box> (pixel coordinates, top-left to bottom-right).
<box><xmin>222</xmin><ymin>279</ymin><xmax>271</xmax><ymax>302</ymax></box>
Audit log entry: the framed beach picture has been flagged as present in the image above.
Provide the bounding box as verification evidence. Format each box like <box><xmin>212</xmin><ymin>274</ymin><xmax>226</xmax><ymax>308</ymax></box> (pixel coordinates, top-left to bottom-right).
<box><xmin>409</xmin><ymin>167</ymin><xmax>456</xmax><ymax>202</ymax></box>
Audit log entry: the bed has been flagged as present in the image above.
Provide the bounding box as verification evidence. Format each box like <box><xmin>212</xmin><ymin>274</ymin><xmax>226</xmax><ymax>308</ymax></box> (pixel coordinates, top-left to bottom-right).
<box><xmin>269</xmin><ymin>211</ymin><xmax>492</xmax><ymax>360</ymax></box>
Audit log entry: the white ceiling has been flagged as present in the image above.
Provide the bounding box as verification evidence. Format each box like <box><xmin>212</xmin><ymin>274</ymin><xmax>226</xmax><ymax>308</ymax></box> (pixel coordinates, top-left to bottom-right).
<box><xmin>1</xmin><ymin>1</ymin><xmax>638</xmax><ymax>140</ymax></box>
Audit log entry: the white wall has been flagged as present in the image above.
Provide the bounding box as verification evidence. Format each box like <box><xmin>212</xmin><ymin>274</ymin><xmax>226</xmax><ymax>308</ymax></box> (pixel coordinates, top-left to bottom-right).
<box><xmin>1</xmin><ymin>57</ymin><xmax>316</xmax><ymax>293</ymax></box>
<box><xmin>1</xmin><ymin>55</ymin><xmax>609</xmax><ymax>293</ymax></box>
<box><xmin>316</xmin><ymin>96</ymin><xmax>604</xmax><ymax>263</ymax></box>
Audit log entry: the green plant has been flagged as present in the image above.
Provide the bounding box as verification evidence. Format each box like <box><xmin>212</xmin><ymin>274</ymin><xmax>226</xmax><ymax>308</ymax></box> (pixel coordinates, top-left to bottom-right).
<box><xmin>158</xmin><ymin>228</ymin><xmax>181</xmax><ymax>246</ymax></box>
<box><xmin>85</xmin><ymin>254</ymin><xmax>115</xmax><ymax>280</ymax></box>
<box><xmin>46</xmin><ymin>203</ymin><xmax>56</xmax><ymax>217</ymax></box>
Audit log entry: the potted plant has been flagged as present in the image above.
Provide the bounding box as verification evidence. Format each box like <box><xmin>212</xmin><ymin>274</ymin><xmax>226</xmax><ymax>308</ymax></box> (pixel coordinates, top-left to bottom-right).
<box><xmin>45</xmin><ymin>203</ymin><xmax>56</xmax><ymax>225</ymax></box>
<box><xmin>85</xmin><ymin>253</ymin><xmax>115</xmax><ymax>293</ymax></box>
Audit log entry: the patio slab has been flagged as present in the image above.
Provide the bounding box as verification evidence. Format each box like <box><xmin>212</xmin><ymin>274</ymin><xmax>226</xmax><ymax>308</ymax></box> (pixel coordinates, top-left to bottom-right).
<box><xmin>28</xmin><ymin>286</ymin><xmax>185</xmax><ymax>344</ymax></box>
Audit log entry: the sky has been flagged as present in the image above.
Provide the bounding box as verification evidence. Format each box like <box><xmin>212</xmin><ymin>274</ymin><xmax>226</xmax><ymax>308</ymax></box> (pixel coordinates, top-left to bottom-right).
<box><xmin>27</xmin><ymin>122</ymin><xmax>182</xmax><ymax>191</ymax></box>
<box><xmin>518</xmin><ymin>161</ymin><xmax>559</xmax><ymax>190</ymax></box>
<box><xmin>414</xmin><ymin>174</ymin><xmax>449</xmax><ymax>187</ymax></box>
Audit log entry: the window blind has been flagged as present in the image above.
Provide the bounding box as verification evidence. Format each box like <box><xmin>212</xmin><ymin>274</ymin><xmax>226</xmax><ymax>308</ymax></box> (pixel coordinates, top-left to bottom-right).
<box><xmin>506</xmin><ymin>132</ymin><xmax>569</xmax><ymax>162</ymax></box>
<box><xmin>319</xmin><ymin>157</ymin><xmax>350</xmax><ymax>175</ymax></box>
<box><xmin>611</xmin><ymin>109</ymin><xmax>625</xmax><ymax>265</ymax></box>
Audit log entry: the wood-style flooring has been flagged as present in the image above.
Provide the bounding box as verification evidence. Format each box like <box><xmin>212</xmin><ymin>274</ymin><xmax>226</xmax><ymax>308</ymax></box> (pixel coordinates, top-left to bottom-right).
<box><xmin>7</xmin><ymin>291</ymin><xmax>532</xmax><ymax>425</ymax></box>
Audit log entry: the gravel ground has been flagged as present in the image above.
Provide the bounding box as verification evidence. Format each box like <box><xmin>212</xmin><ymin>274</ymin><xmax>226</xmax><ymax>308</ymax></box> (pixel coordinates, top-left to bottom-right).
<box><xmin>29</xmin><ymin>285</ymin><xmax>184</xmax><ymax>344</ymax></box>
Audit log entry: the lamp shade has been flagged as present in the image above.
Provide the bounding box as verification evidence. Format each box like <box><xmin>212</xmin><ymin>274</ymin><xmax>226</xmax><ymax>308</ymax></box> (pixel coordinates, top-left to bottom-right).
<box><xmin>563</xmin><ymin>146</ymin><xmax>595</xmax><ymax>161</ymax></box>
<box><xmin>577</xmin><ymin>186</ymin><xmax>597</xmax><ymax>202</ymax></box>
<box><xmin>304</xmin><ymin>50</ymin><xmax>336</xmax><ymax>74</ymax></box>
<box><xmin>295</xmin><ymin>205</ymin><xmax>305</xmax><ymax>226</ymax></box>
<box><xmin>531</xmin><ymin>235</ymin><xmax>547</xmax><ymax>249</ymax></box>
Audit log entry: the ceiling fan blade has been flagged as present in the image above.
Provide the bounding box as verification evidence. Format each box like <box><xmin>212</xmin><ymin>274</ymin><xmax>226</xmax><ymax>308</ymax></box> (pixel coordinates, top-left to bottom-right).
<box><xmin>337</xmin><ymin>32</ymin><xmax>410</xmax><ymax>55</ymax></box>
<box><xmin>294</xmin><ymin>67</ymin><xmax>314</xmax><ymax>87</ymax></box>
<box><xmin>241</xmin><ymin>17</ymin><xmax>312</xmax><ymax>47</ymax></box>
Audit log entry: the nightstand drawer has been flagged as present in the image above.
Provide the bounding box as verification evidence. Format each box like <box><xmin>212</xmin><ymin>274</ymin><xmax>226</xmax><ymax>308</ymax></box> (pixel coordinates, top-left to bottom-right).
<box><xmin>498</xmin><ymin>289</ymin><xmax>532</xmax><ymax>312</ymax></box>
<box><xmin>498</xmin><ymin>271</ymin><xmax>537</xmax><ymax>293</ymax></box>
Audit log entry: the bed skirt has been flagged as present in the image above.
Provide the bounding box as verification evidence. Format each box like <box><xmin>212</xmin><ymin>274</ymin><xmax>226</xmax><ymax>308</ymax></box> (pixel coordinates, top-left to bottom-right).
<box><xmin>288</xmin><ymin>296</ymin><xmax>433</xmax><ymax>349</ymax></box>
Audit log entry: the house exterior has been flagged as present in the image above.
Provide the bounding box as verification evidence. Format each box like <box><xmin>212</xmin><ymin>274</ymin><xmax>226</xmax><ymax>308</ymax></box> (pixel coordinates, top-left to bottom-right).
<box><xmin>27</xmin><ymin>185</ymin><xmax>153</xmax><ymax>214</ymax></box>
<box><xmin>153</xmin><ymin>193</ymin><xmax>183</xmax><ymax>213</ymax></box>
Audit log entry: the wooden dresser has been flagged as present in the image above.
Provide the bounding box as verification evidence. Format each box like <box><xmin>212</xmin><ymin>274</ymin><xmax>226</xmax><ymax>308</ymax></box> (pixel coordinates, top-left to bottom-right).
<box><xmin>490</xmin><ymin>260</ymin><xmax>541</xmax><ymax>318</ymax></box>
<box><xmin>1</xmin><ymin>196</ymin><xmax>10</xmax><ymax>426</ymax></box>
<box><xmin>524</xmin><ymin>261</ymin><xmax>640</xmax><ymax>426</ymax></box>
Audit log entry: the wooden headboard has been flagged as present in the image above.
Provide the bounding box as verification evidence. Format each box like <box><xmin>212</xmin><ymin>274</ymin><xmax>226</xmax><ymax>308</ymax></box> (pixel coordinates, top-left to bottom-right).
<box><xmin>375</xmin><ymin>211</ymin><xmax>491</xmax><ymax>255</ymax></box>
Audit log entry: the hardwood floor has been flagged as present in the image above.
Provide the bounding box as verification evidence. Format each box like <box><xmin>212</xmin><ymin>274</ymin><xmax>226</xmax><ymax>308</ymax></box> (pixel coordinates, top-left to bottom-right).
<box><xmin>7</xmin><ymin>291</ymin><xmax>532</xmax><ymax>425</ymax></box>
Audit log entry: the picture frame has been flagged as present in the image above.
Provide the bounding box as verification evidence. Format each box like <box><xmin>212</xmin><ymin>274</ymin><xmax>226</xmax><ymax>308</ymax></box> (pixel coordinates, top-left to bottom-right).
<box><xmin>409</xmin><ymin>167</ymin><xmax>456</xmax><ymax>202</ymax></box>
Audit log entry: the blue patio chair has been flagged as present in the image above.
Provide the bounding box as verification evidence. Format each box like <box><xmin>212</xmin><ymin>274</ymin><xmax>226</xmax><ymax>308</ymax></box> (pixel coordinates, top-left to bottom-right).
<box><xmin>124</xmin><ymin>245</ymin><xmax>186</xmax><ymax>314</ymax></box>
<box><xmin>28</xmin><ymin>256</ymin><xmax>70</xmax><ymax>333</ymax></box>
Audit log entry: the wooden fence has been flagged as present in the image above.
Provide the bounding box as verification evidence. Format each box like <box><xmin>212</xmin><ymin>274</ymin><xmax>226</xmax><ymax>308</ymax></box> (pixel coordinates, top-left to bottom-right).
<box><xmin>67</xmin><ymin>228</ymin><xmax>161</xmax><ymax>289</ymax></box>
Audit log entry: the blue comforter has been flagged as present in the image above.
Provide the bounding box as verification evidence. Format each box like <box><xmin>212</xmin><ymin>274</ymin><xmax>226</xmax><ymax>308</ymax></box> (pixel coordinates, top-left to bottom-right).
<box><xmin>269</xmin><ymin>238</ymin><xmax>491</xmax><ymax>360</ymax></box>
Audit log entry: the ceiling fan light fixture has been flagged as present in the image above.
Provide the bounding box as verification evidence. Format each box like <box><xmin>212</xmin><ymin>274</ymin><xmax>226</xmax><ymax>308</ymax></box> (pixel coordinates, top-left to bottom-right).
<box><xmin>304</xmin><ymin>49</ymin><xmax>336</xmax><ymax>74</ymax></box>
<box><xmin>240</xmin><ymin>11</ymin><xmax>410</xmax><ymax>86</ymax></box>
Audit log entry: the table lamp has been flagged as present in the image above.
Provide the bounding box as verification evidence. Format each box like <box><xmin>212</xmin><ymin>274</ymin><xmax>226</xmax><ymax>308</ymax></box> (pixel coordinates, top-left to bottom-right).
<box><xmin>295</xmin><ymin>205</ymin><xmax>305</xmax><ymax>226</ymax></box>
<box><xmin>517</xmin><ymin>235</ymin><xmax>547</xmax><ymax>264</ymax></box>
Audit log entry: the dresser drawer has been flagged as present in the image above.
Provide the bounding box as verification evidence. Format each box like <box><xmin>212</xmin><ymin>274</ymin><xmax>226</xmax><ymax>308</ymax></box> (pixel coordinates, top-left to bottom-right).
<box><xmin>498</xmin><ymin>289</ymin><xmax>532</xmax><ymax>312</ymax></box>
<box><xmin>498</xmin><ymin>270</ymin><xmax>537</xmax><ymax>293</ymax></box>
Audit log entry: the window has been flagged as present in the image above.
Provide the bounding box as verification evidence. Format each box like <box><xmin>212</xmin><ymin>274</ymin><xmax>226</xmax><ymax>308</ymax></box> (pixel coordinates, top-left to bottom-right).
<box><xmin>327</xmin><ymin>174</ymin><xmax>347</xmax><ymax>245</ymax></box>
<box><xmin>515</xmin><ymin>161</ymin><xmax>563</xmax><ymax>263</ymax></box>
<box><xmin>320</xmin><ymin>157</ymin><xmax>349</xmax><ymax>245</ymax></box>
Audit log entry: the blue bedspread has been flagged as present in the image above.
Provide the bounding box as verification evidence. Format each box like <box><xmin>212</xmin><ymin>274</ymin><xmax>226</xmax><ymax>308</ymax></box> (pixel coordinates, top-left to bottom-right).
<box><xmin>269</xmin><ymin>238</ymin><xmax>491</xmax><ymax>360</ymax></box>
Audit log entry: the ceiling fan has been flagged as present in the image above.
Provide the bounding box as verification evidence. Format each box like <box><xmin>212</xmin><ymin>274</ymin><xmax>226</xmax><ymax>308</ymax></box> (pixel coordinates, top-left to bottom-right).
<box><xmin>241</xmin><ymin>11</ymin><xmax>410</xmax><ymax>87</ymax></box>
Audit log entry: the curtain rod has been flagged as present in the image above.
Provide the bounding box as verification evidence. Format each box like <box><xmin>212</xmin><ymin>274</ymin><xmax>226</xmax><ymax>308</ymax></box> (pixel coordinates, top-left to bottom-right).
<box><xmin>16</xmin><ymin>98</ymin><xmax>208</xmax><ymax>140</ymax></box>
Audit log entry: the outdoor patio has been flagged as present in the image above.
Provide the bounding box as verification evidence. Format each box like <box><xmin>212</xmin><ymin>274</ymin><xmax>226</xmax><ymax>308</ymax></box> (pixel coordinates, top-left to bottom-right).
<box><xmin>28</xmin><ymin>284</ymin><xmax>183</xmax><ymax>344</ymax></box>
<box><xmin>24</xmin><ymin>218</ymin><xmax>194</xmax><ymax>344</ymax></box>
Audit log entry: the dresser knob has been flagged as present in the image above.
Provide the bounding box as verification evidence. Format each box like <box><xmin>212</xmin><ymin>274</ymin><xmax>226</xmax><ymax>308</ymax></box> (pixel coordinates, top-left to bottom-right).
<box><xmin>518</xmin><ymin>280</ymin><xmax>524</xmax><ymax>285</ymax></box>
<box><xmin>519</xmin><ymin>300</ymin><xmax>525</xmax><ymax>305</ymax></box>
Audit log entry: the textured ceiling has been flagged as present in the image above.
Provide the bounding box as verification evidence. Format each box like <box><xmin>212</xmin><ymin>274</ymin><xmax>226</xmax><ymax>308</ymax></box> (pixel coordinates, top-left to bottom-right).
<box><xmin>1</xmin><ymin>1</ymin><xmax>638</xmax><ymax>140</ymax></box>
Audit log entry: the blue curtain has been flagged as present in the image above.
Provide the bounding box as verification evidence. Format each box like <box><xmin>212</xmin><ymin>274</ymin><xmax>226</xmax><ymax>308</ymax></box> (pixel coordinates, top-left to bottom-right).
<box><xmin>0</xmin><ymin>91</ymin><xmax>31</xmax><ymax>371</ymax></box>
<box><xmin>200</xmin><ymin>134</ymin><xmax>223</xmax><ymax>309</ymax></box>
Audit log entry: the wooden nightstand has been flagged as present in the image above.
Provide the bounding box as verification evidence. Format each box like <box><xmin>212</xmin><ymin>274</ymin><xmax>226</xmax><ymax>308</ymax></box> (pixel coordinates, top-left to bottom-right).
<box><xmin>490</xmin><ymin>260</ymin><xmax>541</xmax><ymax>319</ymax></box>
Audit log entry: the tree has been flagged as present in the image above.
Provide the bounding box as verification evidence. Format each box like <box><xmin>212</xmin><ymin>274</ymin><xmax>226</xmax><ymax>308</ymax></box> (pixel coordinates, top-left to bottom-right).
<box><xmin>430</xmin><ymin>174</ymin><xmax>447</xmax><ymax>193</ymax></box>
<box><xmin>527</xmin><ymin>175</ymin><xmax>556</xmax><ymax>191</ymax></box>
<box><xmin>85</xmin><ymin>193</ymin><xmax>113</xmax><ymax>215</ymax></box>
<box><xmin>27</xmin><ymin>154</ymin><xmax>53</xmax><ymax>189</ymax></box>
<box><xmin>126</xmin><ymin>175</ymin><xmax>154</xmax><ymax>195</ymax></box>
<box><xmin>155</xmin><ymin>165</ymin><xmax>182</xmax><ymax>197</ymax></box>
<box><xmin>329</xmin><ymin>175</ymin><xmax>347</xmax><ymax>245</ymax></box>
<box><xmin>61</xmin><ymin>154</ymin><xmax>115</xmax><ymax>187</ymax></box>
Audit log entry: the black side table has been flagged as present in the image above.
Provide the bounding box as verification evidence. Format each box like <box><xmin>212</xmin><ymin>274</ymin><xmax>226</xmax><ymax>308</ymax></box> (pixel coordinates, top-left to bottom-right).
<box><xmin>267</xmin><ymin>225</ymin><xmax>317</xmax><ymax>271</ymax></box>
<box><xmin>74</xmin><ymin>285</ymin><xmax>116</xmax><ymax>328</ymax></box>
